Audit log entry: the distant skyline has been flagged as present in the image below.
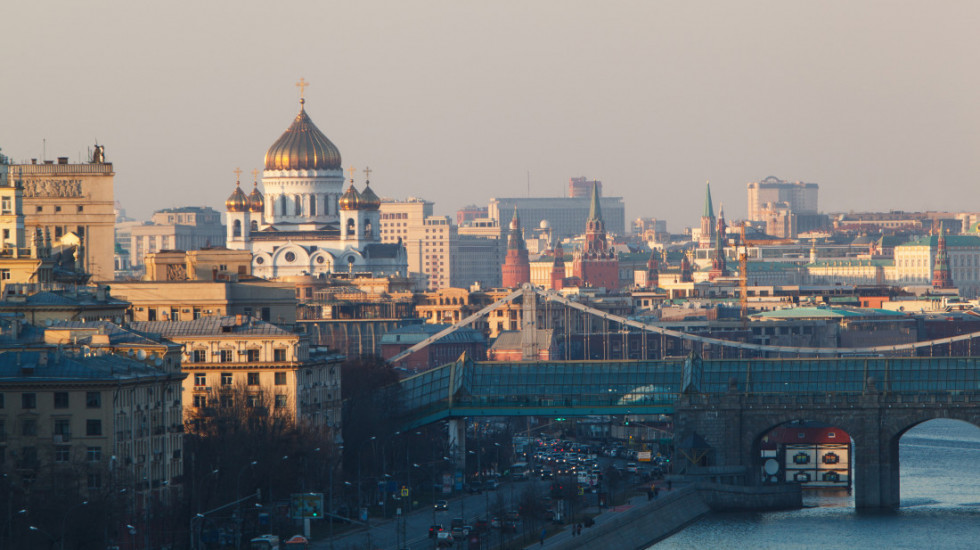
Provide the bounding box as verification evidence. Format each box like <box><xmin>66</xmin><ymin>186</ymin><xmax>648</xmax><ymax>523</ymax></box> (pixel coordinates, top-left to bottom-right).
<box><xmin>2</xmin><ymin>1</ymin><xmax>978</xmax><ymax>231</ymax></box>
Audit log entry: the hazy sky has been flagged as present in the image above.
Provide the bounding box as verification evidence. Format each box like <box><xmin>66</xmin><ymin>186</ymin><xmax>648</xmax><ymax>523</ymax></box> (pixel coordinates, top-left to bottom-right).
<box><xmin>2</xmin><ymin>1</ymin><xmax>978</xmax><ymax>230</ymax></box>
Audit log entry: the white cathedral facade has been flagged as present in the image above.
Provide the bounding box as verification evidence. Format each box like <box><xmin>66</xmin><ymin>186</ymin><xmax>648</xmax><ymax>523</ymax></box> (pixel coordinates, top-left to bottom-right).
<box><xmin>225</xmin><ymin>95</ymin><xmax>407</xmax><ymax>279</ymax></box>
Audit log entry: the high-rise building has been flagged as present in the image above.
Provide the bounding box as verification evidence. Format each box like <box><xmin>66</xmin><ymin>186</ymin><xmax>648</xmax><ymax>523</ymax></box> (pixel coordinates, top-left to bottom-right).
<box><xmin>747</xmin><ymin>176</ymin><xmax>819</xmax><ymax>221</ymax></box>
<box><xmin>129</xmin><ymin>206</ymin><xmax>225</xmax><ymax>266</ymax></box>
<box><xmin>379</xmin><ymin>197</ymin><xmax>433</xmax><ymax>279</ymax></box>
<box><xmin>10</xmin><ymin>149</ymin><xmax>115</xmax><ymax>281</ymax></box>
<box><xmin>488</xmin><ymin>192</ymin><xmax>625</xmax><ymax>239</ymax></box>
<box><xmin>421</xmin><ymin>215</ymin><xmax>456</xmax><ymax>291</ymax></box>
<box><xmin>568</xmin><ymin>177</ymin><xmax>601</xmax><ymax>198</ymax></box>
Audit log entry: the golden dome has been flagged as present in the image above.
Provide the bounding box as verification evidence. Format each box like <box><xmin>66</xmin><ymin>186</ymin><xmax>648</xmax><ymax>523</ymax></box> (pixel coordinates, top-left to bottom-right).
<box><xmin>360</xmin><ymin>182</ymin><xmax>381</xmax><ymax>210</ymax></box>
<box><xmin>225</xmin><ymin>183</ymin><xmax>249</xmax><ymax>212</ymax></box>
<box><xmin>338</xmin><ymin>183</ymin><xmax>362</xmax><ymax>211</ymax></box>
<box><xmin>264</xmin><ymin>100</ymin><xmax>342</xmax><ymax>171</ymax></box>
<box><xmin>248</xmin><ymin>183</ymin><xmax>264</xmax><ymax>213</ymax></box>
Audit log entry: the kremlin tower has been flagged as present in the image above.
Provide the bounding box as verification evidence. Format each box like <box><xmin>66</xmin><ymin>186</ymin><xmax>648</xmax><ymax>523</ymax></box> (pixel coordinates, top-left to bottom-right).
<box><xmin>932</xmin><ymin>223</ymin><xmax>954</xmax><ymax>290</ymax></box>
<box><xmin>572</xmin><ymin>183</ymin><xmax>619</xmax><ymax>289</ymax></box>
<box><xmin>699</xmin><ymin>182</ymin><xmax>716</xmax><ymax>249</ymax></box>
<box><xmin>708</xmin><ymin>204</ymin><xmax>730</xmax><ymax>280</ymax></box>
<box><xmin>501</xmin><ymin>207</ymin><xmax>531</xmax><ymax>288</ymax></box>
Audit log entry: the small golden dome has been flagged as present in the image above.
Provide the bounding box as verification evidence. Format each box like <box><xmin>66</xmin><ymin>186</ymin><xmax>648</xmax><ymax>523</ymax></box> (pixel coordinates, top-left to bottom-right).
<box><xmin>264</xmin><ymin>100</ymin><xmax>342</xmax><ymax>171</ymax></box>
<box><xmin>225</xmin><ymin>183</ymin><xmax>249</xmax><ymax>212</ymax></box>
<box><xmin>360</xmin><ymin>182</ymin><xmax>381</xmax><ymax>210</ymax></box>
<box><xmin>339</xmin><ymin>183</ymin><xmax>362</xmax><ymax>211</ymax></box>
<box><xmin>248</xmin><ymin>183</ymin><xmax>264</xmax><ymax>213</ymax></box>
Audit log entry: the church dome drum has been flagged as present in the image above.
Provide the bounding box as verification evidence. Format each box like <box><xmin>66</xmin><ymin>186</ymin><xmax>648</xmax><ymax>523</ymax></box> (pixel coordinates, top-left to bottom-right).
<box><xmin>264</xmin><ymin>100</ymin><xmax>342</xmax><ymax>171</ymax></box>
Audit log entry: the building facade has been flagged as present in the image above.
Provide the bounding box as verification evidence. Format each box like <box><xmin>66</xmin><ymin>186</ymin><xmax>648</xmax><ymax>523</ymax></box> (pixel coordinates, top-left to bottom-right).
<box><xmin>488</xmin><ymin>194</ymin><xmax>626</xmax><ymax>239</ymax></box>
<box><xmin>11</xmin><ymin>152</ymin><xmax>115</xmax><ymax>281</ymax></box>
<box><xmin>747</xmin><ymin>176</ymin><xmax>819</xmax><ymax>222</ymax></box>
<box><xmin>129</xmin><ymin>207</ymin><xmax>225</xmax><ymax>266</ymax></box>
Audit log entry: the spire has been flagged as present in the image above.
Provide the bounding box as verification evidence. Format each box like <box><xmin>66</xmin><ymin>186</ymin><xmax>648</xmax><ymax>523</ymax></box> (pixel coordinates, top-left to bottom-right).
<box><xmin>587</xmin><ymin>182</ymin><xmax>602</xmax><ymax>222</ymax></box>
<box><xmin>703</xmin><ymin>181</ymin><xmax>715</xmax><ymax>219</ymax></box>
<box><xmin>932</xmin><ymin>221</ymin><xmax>954</xmax><ymax>289</ymax></box>
<box><xmin>507</xmin><ymin>206</ymin><xmax>526</xmax><ymax>251</ymax></box>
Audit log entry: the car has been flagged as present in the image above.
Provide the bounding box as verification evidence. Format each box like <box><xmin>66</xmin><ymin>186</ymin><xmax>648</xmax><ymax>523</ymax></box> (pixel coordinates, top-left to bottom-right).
<box><xmin>434</xmin><ymin>499</ymin><xmax>449</xmax><ymax>511</ymax></box>
<box><xmin>484</xmin><ymin>478</ymin><xmax>499</xmax><ymax>490</ymax></box>
<box><xmin>451</xmin><ymin>517</ymin><xmax>464</xmax><ymax>530</ymax></box>
<box><xmin>490</xmin><ymin>517</ymin><xmax>501</xmax><ymax>529</ymax></box>
<box><xmin>436</xmin><ymin>531</ymin><xmax>454</xmax><ymax>547</ymax></box>
<box><xmin>474</xmin><ymin>519</ymin><xmax>489</xmax><ymax>533</ymax></box>
<box><xmin>429</xmin><ymin>524</ymin><xmax>444</xmax><ymax>538</ymax></box>
<box><xmin>626</xmin><ymin>462</ymin><xmax>637</xmax><ymax>473</ymax></box>
<box><xmin>466</xmin><ymin>481</ymin><xmax>483</xmax><ymax>494</ymax></box>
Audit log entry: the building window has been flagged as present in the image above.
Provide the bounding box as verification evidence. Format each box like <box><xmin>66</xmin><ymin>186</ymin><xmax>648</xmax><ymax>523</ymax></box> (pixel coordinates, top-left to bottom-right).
<box><xmin>247</xmin><ymin>373</ymin><xmax>260</xmax><ymax>386</ymax></box>
<box><xmin>193</xmin><ymin>395</ymin><xmax>207</xmax><ymax>408</ymax></box>
<box><xmin>220</xmin><ymin>350</ymin><xmax>233</xmax><ymax>363</ymax></box>
<box><xmin>21</xmin><ymin>419</ymin><xmax>37</xmax><ymax>437</ymax></box>
<box><xmin>274</xmin><ymin>349</ymin><xmax>287</xmax><ymax>362</ymax></box>
<box><xmin>274</xmin><ymin>372</ymin><xmax>287</xmax><ymax>386</ymax></box>
<box><xmin>55</xmin><ymin>446</ymin><xmax>71</xmax><ymax>463</ymax></box>
<box><xmin>86</xmin><ymin>419</ymin><xmax>102</xmax><ymax>436</ymax></box>
<box><xmin>246</xmin><ymin>349</ymin><xmax>260</xmax><ymax>362</ymax></box>
<box><xmin>54</xmin><ymin>392</ymin><xmax>69</xmax><ymax>409</ymax></box>
<box><xmin>54</xmin><ymin>419</ymin><xmax>71</xmax><ymax>440</ymax></box>
<box><xmin>194</xmin><ymin>373</ymin><xmax>207</xmax><ymax>387</ymax></box>
<box><xmin>22</xmin><ymin>393</ymin><xmax>36</xmax><ymax>409</ymax></box>
<box><xmin>85</xmin><ymin>392</ymin><xmax>101</xmax><ymax>408</ymax></box>
<box><xmin>192</xmin><ymin>350</ymin><xmax>207</xmax><ymax>362</ymax></box>
<box><xmin>221</xmin><ymin>372</ymin><xmax>233</xmax><ymax>386</ymax></box>
<box><xmin>0</xmin><ymin>393</ymin><xmax>4</xmax><ymax>408</ymax></box>
<box><xmin>0</xmin><ymin>197</ymin><xmax>10</xmax><ymax>213</ymax></box>
<box><xmin>220</xmin><ymin>394</ymin><xmax>233</xmax><ymax>408</ymax></box>
<box><xmin>87</xmin><ymin>447</ymin><xmax>102</xmax><ymax>462</ymax></box>
<box><xmin>275</xmin><ymin>395</ymin><xmax>288</xmax><ymax>408</ymax></box>
<box><xmin>87</xmin><ymin>473</ymin><xmax>101</xmax><ymax>490</ymax></box>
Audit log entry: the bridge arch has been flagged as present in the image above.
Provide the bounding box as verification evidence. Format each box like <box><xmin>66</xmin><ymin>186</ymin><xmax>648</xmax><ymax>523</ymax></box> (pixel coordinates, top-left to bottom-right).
<box><xmin>744</xmin><ymin>413</ymin><xmax>859</xmax><ymax>489</ymax></box>
<box><xmin>883</xmin><ymin>412</ymin><xmax>980</xmax><ymax>507</ymax></box>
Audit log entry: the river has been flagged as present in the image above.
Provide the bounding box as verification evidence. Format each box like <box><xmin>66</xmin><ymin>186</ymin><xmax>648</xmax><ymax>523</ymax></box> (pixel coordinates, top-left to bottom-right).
<box><xmin>653</xmin><ymin>419</ymin><xmax>980</xmax><ymax>550</ymax></box>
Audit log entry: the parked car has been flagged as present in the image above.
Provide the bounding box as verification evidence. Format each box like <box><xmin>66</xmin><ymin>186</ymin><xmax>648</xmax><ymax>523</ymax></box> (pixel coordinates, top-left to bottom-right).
<box><xmin>434</xmin><ymin>500</ymin><xmax>449</xmax><ymax>511</ymax></box>
<box><xmin>465</xmin><ymin>481</ymin><xmax>483</xmax><ymax>494</ymax></box>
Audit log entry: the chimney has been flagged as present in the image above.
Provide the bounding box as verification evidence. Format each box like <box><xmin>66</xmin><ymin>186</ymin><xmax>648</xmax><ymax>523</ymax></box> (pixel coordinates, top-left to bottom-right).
<box><xmin>57</xmin><ymin>157</ymin><xmax>68</xmax><ymax>165</ymax></box>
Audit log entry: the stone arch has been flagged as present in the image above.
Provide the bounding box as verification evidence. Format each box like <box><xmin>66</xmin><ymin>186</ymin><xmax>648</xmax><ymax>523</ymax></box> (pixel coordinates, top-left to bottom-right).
<box><xmin>346</xmin><ymin>218</ymin><xmax>356</xmax><ymax>236</ymax></box>
<box><xmin>232</xmin><ymin>219</ymin><xmax>242</xmax><ymax>238</ymax></box>
<box><xmin>741</xmin><ymin>411</ymin><xmax>861</xmax><ymax>488</ymax></box>
<box><xmin>250</xmin><ymin>220</ymin><xmax>258</xmax><ymax>232</ymax></box>
<box><xmin>294</xmin><ymin>194</ymin><xmax>302</xmax><ymax>216</ymax></box>
<box><xmin>364</xmin><ymin>218</ymin><xmax>373</xmax><ymax>238</ymax></box>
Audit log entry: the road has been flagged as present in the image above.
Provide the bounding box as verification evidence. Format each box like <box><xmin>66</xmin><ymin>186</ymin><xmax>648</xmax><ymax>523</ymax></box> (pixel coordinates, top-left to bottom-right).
<box><xmin>313</xmin><ymin>479</ymin><xmax>539</xmax><ymax>550</ymax></box>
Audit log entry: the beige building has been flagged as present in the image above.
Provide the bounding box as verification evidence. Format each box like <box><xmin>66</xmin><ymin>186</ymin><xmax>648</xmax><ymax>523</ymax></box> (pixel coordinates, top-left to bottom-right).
<box><xmin>130</xmin><ymin>316</ymin><xmax>342</xmax><ymax>433</ymax></box>
<box><xmin>891</xmin><ymin>235</ymin><xmax>980</xmax><ymax>297</ymax></box>
<box><xmin>130</xmin><ymin>207</ymin><xmax>225</xmax><ymax>267</ymax></box>
<box><xmin>142</xmin><ymin>248</ymin><xmax>253</xmax><ymax>282</ymax></box>
<box><xmin>379</xmin><ymin>198</ymin><xmax>433</xmax><ymax>280</ymax></box>
<box><xmin>0</xmin><ymin>346</ymin><xmax>185</xmax><ymax>505</ymax></box>
<box><xmin>0</xmin><ymin>284</ymin><xmax>128</xmax><ymax>326</ymax></box>
<box><xmin>12</xmin><ymin>153</ymin><xmax>115</xmax><ymax>281</ymax></box>
<box><xmin>110</xmin><ymin>279</ymin><xmax>297</xmax><ymax>324</ymax></box>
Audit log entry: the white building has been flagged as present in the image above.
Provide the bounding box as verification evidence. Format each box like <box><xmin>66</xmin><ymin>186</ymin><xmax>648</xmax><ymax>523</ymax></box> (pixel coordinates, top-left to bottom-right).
<box><xmin>224</xmin><ymin>94</ymin><xmax>407</xmax><ymax>280</ymax></box>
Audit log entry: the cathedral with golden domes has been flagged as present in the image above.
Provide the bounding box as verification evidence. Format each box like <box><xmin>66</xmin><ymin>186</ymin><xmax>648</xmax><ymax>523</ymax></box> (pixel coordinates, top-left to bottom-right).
<box><xmin>225</xmin><ymin>88</ymin><xmax>407</xmax><ymax>279</ymax></box>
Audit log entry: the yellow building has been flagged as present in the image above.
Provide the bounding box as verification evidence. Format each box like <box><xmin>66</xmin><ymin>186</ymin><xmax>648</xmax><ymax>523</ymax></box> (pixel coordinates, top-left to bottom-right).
<box><xmin>130</xmin><ymin>316</ymin><xmax>342</xmax><ymax>434</ymax></box>
<box><xmin>0</xmin><ymin>347</ymin><xmax>185</xmax><ymax>504</ymax></box>
<box><xmin>12</xmin><ymin>151</ymin><xmax>115</xmax><ymax>281</ymax></box>
<box><xmin>111</xmin><ymin>279</ymin><xmax>297</xmax><ymax>325</ymax></box>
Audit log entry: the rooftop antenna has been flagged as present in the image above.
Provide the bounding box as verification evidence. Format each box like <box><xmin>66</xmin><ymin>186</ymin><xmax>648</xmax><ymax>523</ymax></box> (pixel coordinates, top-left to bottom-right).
<box><xmin>526</xmin><ymin>170</ymin><xmax>530</xmax><ymax>197</ymax></box>
<box><xmin>42</xmin><ymin>138</ymin><xmax>46</xmax><ymax>162</ymax></box>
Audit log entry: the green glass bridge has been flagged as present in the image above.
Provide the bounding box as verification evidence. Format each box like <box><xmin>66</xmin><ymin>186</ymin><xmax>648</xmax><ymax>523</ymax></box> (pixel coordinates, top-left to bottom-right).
<box><xmin>396</xmin><ymin>353</ymin><xmax>980</xmax><ymax>429</ymax></box>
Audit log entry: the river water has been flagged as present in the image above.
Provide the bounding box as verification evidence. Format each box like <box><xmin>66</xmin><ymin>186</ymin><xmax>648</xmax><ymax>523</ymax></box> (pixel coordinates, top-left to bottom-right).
<box><xmin>653</xmin><ymin>419</ymin><xmax>980</xmax><ymax>550</ymax></box>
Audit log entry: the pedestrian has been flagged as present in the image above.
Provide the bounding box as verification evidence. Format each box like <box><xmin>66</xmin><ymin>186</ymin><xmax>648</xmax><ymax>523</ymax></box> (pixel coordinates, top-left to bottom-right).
<box><xmin>577</xmin><ymin>523</ymin><xmax>583</xmax><ymax>536</ymax></box>
<box><xmin>654</xmin><ymin>485</ymin><xmax>660</xmax><ymax>499</ymax></box>
<box><xmin>540</xmin><ymin>527</ymin><xmax>546</xmax><ymax>546</ymax></box>
<box><xmin>571</xmin><ymin>523</ymin><xmax>577</xmax><ymax>537</ymax></box>
<box><xmin>667</xmin><ymin>479</ymin><xmax>673</xmax><ymax>491</ymax></box>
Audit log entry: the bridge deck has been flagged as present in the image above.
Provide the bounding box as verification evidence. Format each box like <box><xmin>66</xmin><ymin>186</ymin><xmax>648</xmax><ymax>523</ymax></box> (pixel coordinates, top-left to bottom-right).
<box><xmin>395</xmin><ymin>355</ymin><xmax>980</xmax><ymax>428</ymax></box>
